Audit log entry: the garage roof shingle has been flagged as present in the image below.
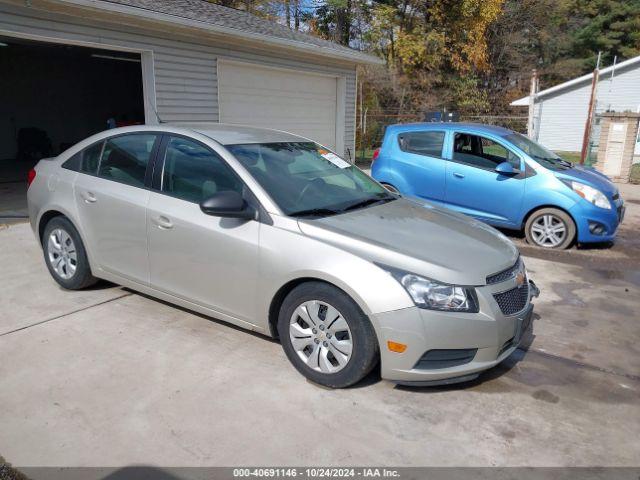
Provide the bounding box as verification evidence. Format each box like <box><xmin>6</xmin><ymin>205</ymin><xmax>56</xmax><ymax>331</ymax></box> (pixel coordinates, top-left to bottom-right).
<box><xmin>96</xmin><ymin>0</ymin><xmax>380</xmax><ymax>63</ymax></box>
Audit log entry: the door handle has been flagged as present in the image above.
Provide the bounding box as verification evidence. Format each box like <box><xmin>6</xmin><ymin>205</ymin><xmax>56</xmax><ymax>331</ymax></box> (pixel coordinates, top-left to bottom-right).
<box><xmin>81</xmin><ymin>191</ymin><xmax>97</xmax><ymax>203</ymax></box>
<box><xmin>453</xmin><ymin>172</ymin><xmax>465</xmax><ymax>179</ymax></box>
<box><xmin>153</xmin><ymin>215</ymin><xmax>174</xmax><ymax>230</ymax></box>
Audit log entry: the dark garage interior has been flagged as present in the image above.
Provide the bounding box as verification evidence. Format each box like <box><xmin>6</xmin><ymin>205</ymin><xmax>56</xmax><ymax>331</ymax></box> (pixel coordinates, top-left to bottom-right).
<box><xmin>0</xmin><ymin>36</ymin><xmax>145</xmax><ymax>220</ymax></box>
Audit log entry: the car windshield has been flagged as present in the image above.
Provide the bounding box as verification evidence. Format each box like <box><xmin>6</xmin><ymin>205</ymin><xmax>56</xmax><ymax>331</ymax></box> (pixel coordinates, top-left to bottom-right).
<box><xmin>504</xmin><ymin>133</ymin><xmax>573</xmax><ymax>171</ymax></box>
<box><xmin>226</xmin><ymin>142</ymin><xmax>395</xmax><ymax>217</ymax></box>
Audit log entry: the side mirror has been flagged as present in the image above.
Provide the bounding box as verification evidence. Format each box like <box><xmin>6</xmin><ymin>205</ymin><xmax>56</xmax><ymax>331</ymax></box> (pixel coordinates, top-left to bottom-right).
<box><xmin>200</xmin><ymin>191</ymin><xmax>255</xmax><ymax>220</ymax></box>
<box><xmin>495</xmin><ymin>161</ymin><xmax>519</xmax><ymax>175</ymax></box>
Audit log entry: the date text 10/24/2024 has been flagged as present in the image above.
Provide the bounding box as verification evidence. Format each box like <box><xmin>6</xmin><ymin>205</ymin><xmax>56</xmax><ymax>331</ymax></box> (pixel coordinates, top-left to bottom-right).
<box><xmin>233</xmin><ymin>468</ymin><xmax>401</xmax><ymax>478</ymax></box>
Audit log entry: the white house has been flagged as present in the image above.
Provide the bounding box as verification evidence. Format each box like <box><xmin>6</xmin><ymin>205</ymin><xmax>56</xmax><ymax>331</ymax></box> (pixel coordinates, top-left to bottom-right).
<box><xmin>511</xmin><ymin>55</ymin><xmax>640</xmax><ymax>156</ymax></box>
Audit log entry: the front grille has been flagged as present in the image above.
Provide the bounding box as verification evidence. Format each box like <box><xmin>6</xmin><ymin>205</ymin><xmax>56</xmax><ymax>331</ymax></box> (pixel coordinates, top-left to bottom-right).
<box><xmin>414</xmin><ymin>349</ymin><xmax>477</xmax><ymax>370</ymax></box>
<box><xmin>486</xmin><ymin>257</ymin><xmax>521</xmax><ymax>285</ymax></box>
<box><xmin>493</xmin><ymin>284</ymin><xmax>529</xmax><ymax>316</ymax></box>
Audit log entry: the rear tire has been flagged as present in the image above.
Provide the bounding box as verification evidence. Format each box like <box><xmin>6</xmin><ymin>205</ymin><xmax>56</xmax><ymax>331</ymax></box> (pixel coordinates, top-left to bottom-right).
<box><xmin>524</xmin><ymin>208</ymin><xmax>576</xmax><ymax>249</ymax></box>
<box><xmin>278</xmin><ymin>282</ymin><xmax>378</xmax><ymax>388</ymax></box>
<box><xmin>42</xmin><ymin>216</ymin><xmax>98</xmax><ymax>290</ymax></box>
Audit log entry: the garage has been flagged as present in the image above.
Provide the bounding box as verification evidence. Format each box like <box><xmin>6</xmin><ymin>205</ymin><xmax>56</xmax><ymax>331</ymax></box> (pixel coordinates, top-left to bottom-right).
<box><xmin>0</xmin><ymin>0</ymin><xmax>380</xmax><ymax>223</ymax></box>
<box><xmin>218</xmin><ymin>60</ymin><xmax>341</xmax><ymax>151</ymax></box>
<box><xmin>0</xmin><ymin>35</ymin><xmax>145</xmax><ymax>220</ymax></box>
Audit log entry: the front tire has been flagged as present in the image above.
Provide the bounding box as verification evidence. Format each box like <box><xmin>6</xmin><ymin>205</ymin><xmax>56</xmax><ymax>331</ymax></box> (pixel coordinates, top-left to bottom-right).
<box><xmin>278</xmin><ymin>282</ymin><xmax>378</xmax><ymax>388</ymax></box>
<box><xmin>525</xmin><ymin>208</ymin><xmax>576</xmax><ymax>249</ymax></box>
<box><xmin>43</xmin><ymin>216</ymin><xmax>97</xmax><ymax>289</ymax></box>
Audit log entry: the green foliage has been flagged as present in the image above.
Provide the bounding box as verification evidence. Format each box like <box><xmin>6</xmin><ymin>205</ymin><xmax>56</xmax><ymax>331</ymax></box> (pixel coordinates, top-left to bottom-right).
<box><xmin>567</xmin><ymin>0</ymin><xmax>640</xmax><ymax>68</ymax></box>
<box><xmin>206</xmin><ymin>0</ymin><xmax>640</xmax><ymax>119</ymax></box>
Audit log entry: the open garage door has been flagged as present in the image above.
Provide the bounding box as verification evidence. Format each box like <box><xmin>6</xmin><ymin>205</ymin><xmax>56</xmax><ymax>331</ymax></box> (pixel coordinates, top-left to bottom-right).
<box><xmin>218</xmin><ymin>60</ymin><xmax>339</xmax><ymax>150</ymax></box>
<box><xmin>0</xmin><ymin>36</ymin><xmax>145</xmax><ymax>221</ymax></box>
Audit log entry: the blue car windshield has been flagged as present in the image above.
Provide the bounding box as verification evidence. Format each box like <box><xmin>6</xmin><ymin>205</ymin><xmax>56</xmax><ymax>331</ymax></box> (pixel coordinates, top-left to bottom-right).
<box><xmin>227</xmin><ymin>142</ymin><xmax>395</xmax><ymax>217</ymax></box>
<box><xmin>504</xmin><ymin>133</ymin><xmax>573</xmax><ymax>171</ymax></box>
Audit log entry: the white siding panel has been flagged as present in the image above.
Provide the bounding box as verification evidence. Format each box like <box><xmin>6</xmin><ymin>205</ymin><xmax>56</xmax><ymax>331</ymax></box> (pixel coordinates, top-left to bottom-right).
<box><xmin>535</xmin><ymin>62</ymin><xmax>640</xmax><ymax>152</ymax></box>
<box><xmin>0</xmin><ymin>2</ymin><xmax>358</xmax><ymax>156</ymax></box>
<box><xmin>219</xmin><ymin>61</ymin><xmax>338</xmax><ymax>149</ymax></box>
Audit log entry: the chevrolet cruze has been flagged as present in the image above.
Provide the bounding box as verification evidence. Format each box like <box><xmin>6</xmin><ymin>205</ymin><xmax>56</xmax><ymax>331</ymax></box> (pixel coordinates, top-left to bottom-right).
<box><xmin>28</xmin><ymin>124</ymin><xmax>538</xmax><ymax>388</ymax></box>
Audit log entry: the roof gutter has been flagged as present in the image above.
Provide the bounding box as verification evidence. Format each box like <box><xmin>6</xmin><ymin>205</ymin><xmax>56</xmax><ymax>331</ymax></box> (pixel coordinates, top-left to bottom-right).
<box><xmin>50</xmin><ymin>0</ymin><xmax>384</xmax><ymax>65</ymax></box>
<box><xmin>511</xmin><ymin>54</ymin><xmax>640</xmax><ymax>106</ymax></box>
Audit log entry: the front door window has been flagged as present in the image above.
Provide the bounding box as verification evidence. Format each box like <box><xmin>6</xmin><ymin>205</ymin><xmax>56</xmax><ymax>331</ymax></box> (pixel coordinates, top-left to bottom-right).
<box><xmin>453</xmin><ymin>133</ymin><xmax>520</xmax><ymax>170</ymax></box>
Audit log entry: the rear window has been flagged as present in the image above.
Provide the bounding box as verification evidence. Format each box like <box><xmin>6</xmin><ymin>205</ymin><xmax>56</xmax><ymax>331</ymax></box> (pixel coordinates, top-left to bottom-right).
<box><xmin>398</xmin><ymin>131</ymin><xmax>445</xmax><ymax>157</ymax></box>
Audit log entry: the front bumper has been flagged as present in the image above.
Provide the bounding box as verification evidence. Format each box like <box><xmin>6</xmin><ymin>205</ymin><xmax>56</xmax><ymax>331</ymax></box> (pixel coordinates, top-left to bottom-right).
<box><xmin>571</xmin><ymin>196</ymin><xmax>624</xmax><ymax>243</ymax></box>
<box><xmin>370</xmin><ymin>278</ymin><xmax>538</xmax><ymax>386</ymax></box>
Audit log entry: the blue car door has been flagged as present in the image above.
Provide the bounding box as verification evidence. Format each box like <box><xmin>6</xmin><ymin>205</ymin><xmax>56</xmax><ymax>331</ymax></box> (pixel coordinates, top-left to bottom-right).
<box><xmin>394</xmin><ymin>129</ymin><xmax>448</xmax><ymax>202</ymax></box>
<box><xmin>444</xmin><ymin>131</ymin><xmax>526</xmax><ymax>227</ymax></box>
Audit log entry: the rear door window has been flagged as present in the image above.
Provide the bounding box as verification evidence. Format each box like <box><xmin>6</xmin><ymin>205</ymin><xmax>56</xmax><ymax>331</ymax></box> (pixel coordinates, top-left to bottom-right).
<box><xmin>62</xmin><ymin>141</ymin><xmax>103</xmax><ymax>174</ymax></box>
<box><xmin>398</xmin><ymin>131</ymin><xmax>445</xmax><ymax>158</ymax></box>
<box><xmin>98</xmin><ymin>134</ymin><xmax>158</xmax><ymax>187</ymax></box>
<box><xmin>80</xmin><ymin>142</ymin><xmax>104</xmax><ymax>175</ymax></box>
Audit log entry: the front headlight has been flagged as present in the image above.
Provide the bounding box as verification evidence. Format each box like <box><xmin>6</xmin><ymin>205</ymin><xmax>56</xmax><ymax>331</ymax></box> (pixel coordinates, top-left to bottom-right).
<box><xmin>566</xmin><ymin>181</ymin><xmax>611</xmax><ymax>209</ymax></box>
<box><xmin>384</xmin><ymin>267</ymin><xmax>478</xmax><ymax>312</ymax></box>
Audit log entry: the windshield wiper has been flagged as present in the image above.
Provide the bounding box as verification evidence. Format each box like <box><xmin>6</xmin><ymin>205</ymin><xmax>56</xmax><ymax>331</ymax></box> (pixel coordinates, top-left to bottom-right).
<box><xmin>288</xmin><ymin>208</ymin><xmax>340</xmax><ymax>218</ymax></box>
<box><xmin>340</xmin><ymin>196</ymin><xmax>395</xmax><ymax>213</ymax></box>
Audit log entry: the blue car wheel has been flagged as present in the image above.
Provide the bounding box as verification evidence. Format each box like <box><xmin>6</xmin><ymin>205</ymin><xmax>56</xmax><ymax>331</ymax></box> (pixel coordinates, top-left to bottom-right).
<box><xmin>525</xmin><ymin>208</ymin><xmax>576</xmax><ymax>249</ymax></box>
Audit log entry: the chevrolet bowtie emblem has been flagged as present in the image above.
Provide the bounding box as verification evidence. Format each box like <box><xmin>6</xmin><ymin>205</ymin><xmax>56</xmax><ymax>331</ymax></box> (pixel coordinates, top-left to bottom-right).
<box><xmin>515</xmin><ymin>271</ymin><xmax>526</xmax><ymax>288</ymax></box>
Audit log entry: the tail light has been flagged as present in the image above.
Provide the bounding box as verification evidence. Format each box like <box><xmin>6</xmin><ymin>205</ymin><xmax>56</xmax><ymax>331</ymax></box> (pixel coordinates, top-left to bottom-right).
<box><xmin>371</xmin><ymin>148</ymin><xmax>380</xmax><ymax>165</ymax></box>
<box><xmin>27</xmin><ymin>168</ymin><xmax>36</xmax><ymax>188</ymax></box>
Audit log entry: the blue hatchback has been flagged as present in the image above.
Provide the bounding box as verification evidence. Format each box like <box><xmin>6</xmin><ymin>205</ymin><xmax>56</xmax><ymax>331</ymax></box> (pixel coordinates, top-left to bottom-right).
<box><xmin>371</xmin><ymin>123</ymin><xmax>625</xmax><ymax>249</ymax></box>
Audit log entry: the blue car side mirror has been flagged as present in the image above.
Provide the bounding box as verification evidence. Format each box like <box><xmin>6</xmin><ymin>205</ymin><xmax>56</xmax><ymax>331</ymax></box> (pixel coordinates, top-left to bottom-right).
<box><xmin>495</xmin><ymin>162</ymin><xmax>518</xmax><ymax>175</ymax></box>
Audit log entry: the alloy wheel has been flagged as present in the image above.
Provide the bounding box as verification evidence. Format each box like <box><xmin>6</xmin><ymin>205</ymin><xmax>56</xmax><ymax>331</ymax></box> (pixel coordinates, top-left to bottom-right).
<box><xmin>47</xmin><ymin>228</ymin><xmax>77</xmax><ymax>279</ymax></box>
<box><xmin>289</xmin><ymin>300</ymin><xmax>353</xmax><ymax>374</ymax></box>
<box><xmin>530</xmin><ymin>214</ymin><xmax>567</xmax><ymax>248</ymax></box>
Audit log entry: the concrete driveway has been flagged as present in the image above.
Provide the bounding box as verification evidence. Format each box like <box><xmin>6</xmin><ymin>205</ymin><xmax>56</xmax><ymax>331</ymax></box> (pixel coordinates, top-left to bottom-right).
<box><xmin>1</xmin><ymin>192</ymin><xmax>639</xmax><ymax>468</ymax></box>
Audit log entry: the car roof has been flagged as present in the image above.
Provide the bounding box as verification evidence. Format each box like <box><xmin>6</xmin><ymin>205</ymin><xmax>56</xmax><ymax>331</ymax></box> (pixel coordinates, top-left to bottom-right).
<box><xmin>386</xmin><ymin>122</ymin><xmax>514</xmax><ymax>136</ymax></box>
<box><xmin>174</xmin><ymin>123</ymin><xmax>308</xmax><ymax>145</ymax></box>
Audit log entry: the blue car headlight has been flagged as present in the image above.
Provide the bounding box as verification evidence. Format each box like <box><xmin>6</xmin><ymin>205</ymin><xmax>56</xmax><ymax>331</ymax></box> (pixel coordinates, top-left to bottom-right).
<box><xmin>564</xmin><ymin>180</ymin><xmax>611</xmax><ymax>210</ymax></box>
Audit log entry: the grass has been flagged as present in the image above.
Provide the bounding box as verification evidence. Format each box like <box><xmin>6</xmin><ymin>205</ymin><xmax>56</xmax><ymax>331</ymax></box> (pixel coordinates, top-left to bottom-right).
<box><xmin>353</xmin><ymin>148</ymin><xmax>376</xmax><ymax>165</ymax></box>
<box><xmin>631</xmin><ymin>163</ymin><xmax>640</xmax><ymax>184</ymax></box>
<box><xmin>554</xmin><ymin>151</ymin><xmax>582</xmax><ymax>164</ymax></box>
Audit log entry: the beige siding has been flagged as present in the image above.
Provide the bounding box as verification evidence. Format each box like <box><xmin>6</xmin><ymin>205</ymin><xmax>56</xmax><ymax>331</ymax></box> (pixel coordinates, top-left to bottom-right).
<box><xmin>0</xmin><ymin>1</ymin><xmax>357</xmax><ymax>155</ymax></box>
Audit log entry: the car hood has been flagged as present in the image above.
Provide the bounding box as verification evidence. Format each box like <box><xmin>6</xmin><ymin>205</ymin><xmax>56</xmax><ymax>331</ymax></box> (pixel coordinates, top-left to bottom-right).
<box><xmin>297</xmin><ymin>198</ymin><xmax>519</xmax><ymax>286</ymax></box>
<box><xmin>555</xmin><ymin>165</ymin><xmax>618</xmax><ymax>197</ymax></box>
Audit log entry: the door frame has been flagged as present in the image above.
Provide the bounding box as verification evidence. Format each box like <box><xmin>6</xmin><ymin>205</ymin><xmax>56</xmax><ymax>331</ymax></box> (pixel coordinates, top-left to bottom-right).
<box><xmin>0</xmin><ymin>29</ymin><xmax>158</xmax><ymax>125</ymax></box>
<box><xmin>216</xmin><ymin>57</ymin><xmax>346</xmax><ymax>155</ymax></box>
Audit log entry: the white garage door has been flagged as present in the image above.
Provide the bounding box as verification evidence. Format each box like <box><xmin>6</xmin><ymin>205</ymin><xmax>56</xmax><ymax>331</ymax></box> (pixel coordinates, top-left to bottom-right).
<box><xmin>218</xmin><ymin>61</ymin><xmax>338</xmax><ymax>150</ymax></box>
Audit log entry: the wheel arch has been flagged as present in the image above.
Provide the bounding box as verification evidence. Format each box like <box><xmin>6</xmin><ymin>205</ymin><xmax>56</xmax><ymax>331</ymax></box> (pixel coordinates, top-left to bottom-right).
<box><xmin>371</xmin><ymin>167</ymin><xmax>410</xmax><ymax>194</ymax></box>
<box><xmin>521</xmin><ymin>204</ymin><xmax>577</xmax><ymax>231</ymax></box>
<box><xmin>38</xmin><ymin>210</ymin><xmax>67</xmax><ymax>245</ymax></box>
<box><xmin>267</xmin><ymin>277</ymin><xmax>369</xmax><ymax>339</ymax></box>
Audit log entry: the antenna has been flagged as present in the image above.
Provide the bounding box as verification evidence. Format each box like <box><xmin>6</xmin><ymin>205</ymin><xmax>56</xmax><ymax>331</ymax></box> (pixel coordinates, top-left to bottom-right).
<box><xmin>609</xmin><ymin>55</ymin><xmax>617</xmax><ymax>93</ymax></box>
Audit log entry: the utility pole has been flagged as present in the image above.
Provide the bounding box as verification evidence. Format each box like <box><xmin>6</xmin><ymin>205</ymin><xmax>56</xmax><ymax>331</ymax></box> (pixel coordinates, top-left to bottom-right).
<box><xmin>527</xmin><ymin>69</ymin><xmax>538</xmax><ymax>139</ymax></box>
<box><xmin>580</xmin><ymin>52</ymin><xmax>601</xmax><ymax>165</ymax></box>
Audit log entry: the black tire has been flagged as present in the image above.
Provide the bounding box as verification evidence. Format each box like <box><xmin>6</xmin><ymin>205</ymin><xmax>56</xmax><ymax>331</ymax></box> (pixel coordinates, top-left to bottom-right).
<box><xmin>277</xmin><ymin>282</ymin><xmax>379</xmax><ymax>388</ymax></box>
<box><xmin>524</xmin><ymin>208</ymin><xmax>576</xmax><ymax>249</ymax></box>
<box><xmin>381</xmin><ymin>183</ymin><xmax>399</xmax><ymax>194</ymax></box>
<box><xmin>42</xmin><ymin>216</ymin><xmax>98</xmax><ymax>290</ymax></box>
